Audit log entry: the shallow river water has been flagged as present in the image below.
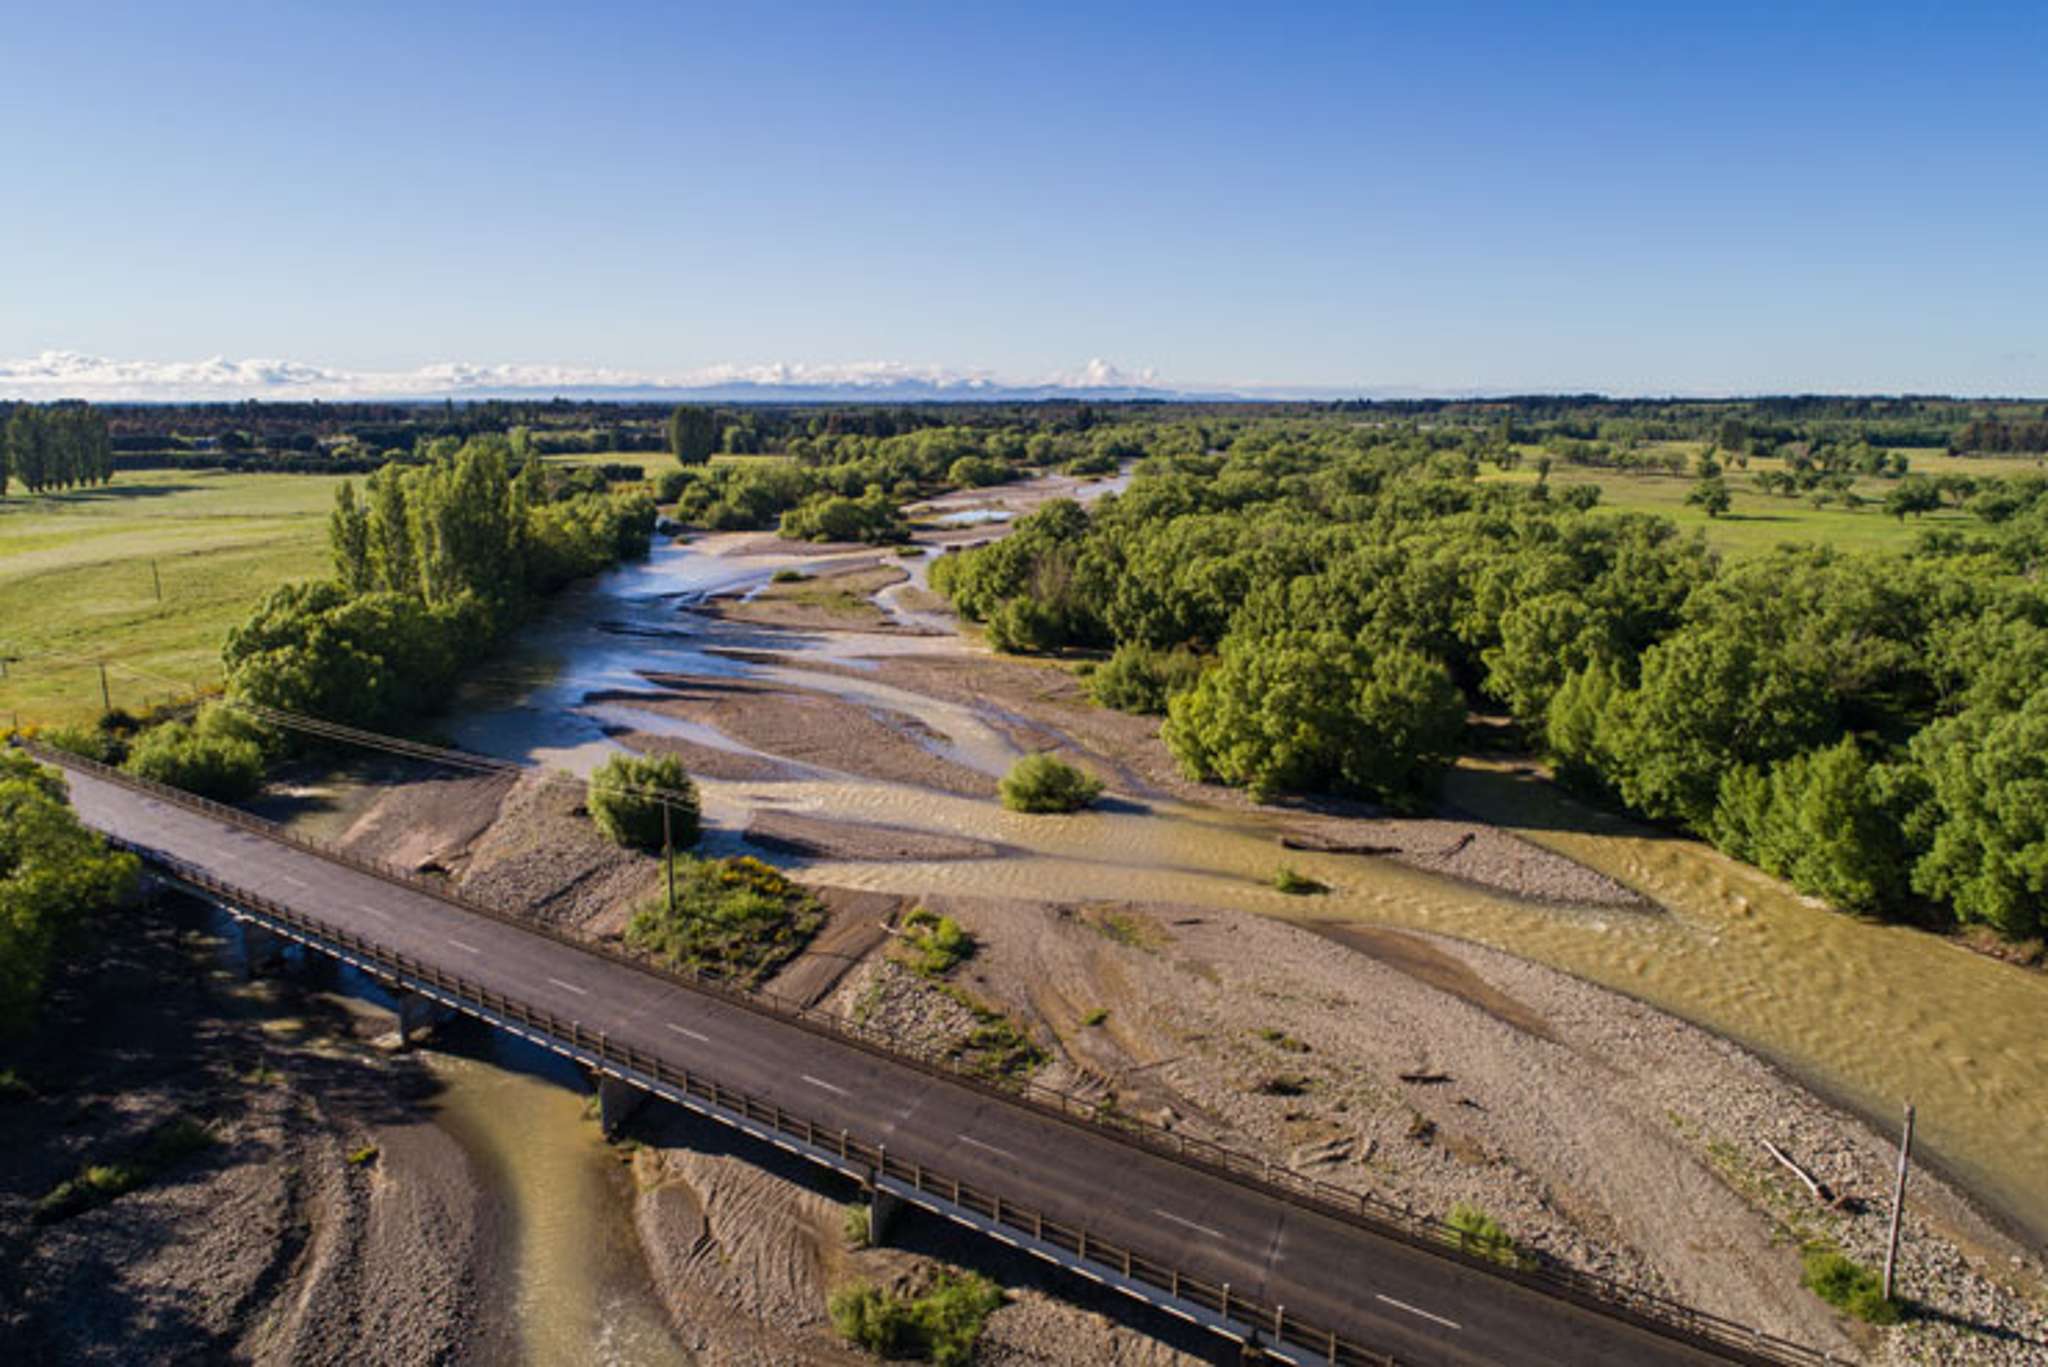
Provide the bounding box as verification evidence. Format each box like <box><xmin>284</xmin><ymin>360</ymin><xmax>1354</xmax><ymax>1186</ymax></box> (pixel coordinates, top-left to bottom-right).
<box><xmin>423</xmin><ymin>479</ymin><xmax>2048</xmax><ymax>1252</ymax></box>
<box><xmin>287</xmin><ymin>465</ymin><xmax>2045</xmax><ymax>1359</ymax></box>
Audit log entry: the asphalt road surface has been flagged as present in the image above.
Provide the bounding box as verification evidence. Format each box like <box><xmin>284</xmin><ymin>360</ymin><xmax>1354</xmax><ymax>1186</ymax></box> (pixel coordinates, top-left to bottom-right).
<box><xmin>58</xmin><ymin>759</ymin><xmax>1759</xmax><ymax>1366</ymax></box>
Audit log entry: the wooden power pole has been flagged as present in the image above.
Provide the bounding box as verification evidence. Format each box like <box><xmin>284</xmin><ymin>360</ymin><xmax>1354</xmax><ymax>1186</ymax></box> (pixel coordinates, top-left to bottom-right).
<box><xmin>662</xmin><ymin>799</ymin><xmax>676</xmax><ymax>916</ymax></box>
<box><xmin>1883</xmin><ymin>1102</ymin><xmax>1914</xmax><ymax>1302</ymax></box>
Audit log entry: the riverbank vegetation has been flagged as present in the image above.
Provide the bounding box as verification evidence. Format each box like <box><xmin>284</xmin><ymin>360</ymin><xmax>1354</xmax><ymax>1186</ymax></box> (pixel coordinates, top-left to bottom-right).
<box><xmin>587</xmin><ymin>752</ymin><xmax>701</xmax><ymax>851</ymax></box>
<box><xmin>828</xmin><ymin>1272</ymin><xmax>1005</xmax><ymax>1365</ymax></box>
<box><xmin>222</xmin><ymin>439</ymin><xmax>654</xmax><ymax>732</ymax></box>
<box><xmin>625</xmin><ymin>855</ymin><xmax>824</xmax><ymax>986</ymax></box>
<box><xmin>997</xmin><ymin>753</ymin><xmax>1104</xmax><ymax>813</ymax></box>
<box><xmin>0</xmin><ymin>751</ymin><xmax>140</xmax><ymax>1032</ymax></box>
<box><xmin>931</xmin><ymin>418</ymin><xmax>2048</xmax><ymax>943</ymax></box>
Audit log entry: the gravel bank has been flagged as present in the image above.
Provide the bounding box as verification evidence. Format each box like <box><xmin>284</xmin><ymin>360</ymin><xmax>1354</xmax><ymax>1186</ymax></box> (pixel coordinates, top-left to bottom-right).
<box><xmin>810</xmin><ymin>891</ymin><xmax>2047</xmax><ymax>1364</ymax></box>
<box><xmin>0</xmin><ymin>899</ymin><xmax>489</xmax><ymax>1366</ymax></box>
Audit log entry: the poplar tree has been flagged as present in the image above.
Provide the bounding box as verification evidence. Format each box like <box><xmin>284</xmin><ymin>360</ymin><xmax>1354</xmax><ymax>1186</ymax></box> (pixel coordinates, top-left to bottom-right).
<box><xmin>667</xmin><ymin>405</ymin><xmax>718</xmax><ymax>466</ymax></box>
<box><xmin>330</xmin><ymin>480</ymin><xmax>373</xmax><ymax>591</ymax></box>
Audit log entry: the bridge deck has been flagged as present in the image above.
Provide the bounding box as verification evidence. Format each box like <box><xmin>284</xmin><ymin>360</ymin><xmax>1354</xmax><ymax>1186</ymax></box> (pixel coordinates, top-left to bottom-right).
<box><xmin>54</xmin><ymin>756</ymin><xmax>1783</xmax><ymax>1366</ymax></box>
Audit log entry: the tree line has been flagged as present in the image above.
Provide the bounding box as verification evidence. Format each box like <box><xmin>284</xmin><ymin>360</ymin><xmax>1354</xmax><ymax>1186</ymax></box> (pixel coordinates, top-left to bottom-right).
<box><xmin>223</xmin><ymin>439</ymin><xmax>655</xmax><ymax>729</ymax></box>
<box><xmin>1</xmin><ymin>405</ymin><xmax>114</xmax><ymax>495</ymax></box>
<box><xmin>930</xmin><ymin>421</ymin><xmax>2048</xmax><ymax>940</ymax></box>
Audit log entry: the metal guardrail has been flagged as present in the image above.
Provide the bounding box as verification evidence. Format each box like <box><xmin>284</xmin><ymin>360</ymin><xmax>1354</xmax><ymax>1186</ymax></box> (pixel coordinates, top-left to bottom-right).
<box><xmin>29</xmin><ymin>742</ymin><xmax>1838</xmax><ymax>1367</ymax></box>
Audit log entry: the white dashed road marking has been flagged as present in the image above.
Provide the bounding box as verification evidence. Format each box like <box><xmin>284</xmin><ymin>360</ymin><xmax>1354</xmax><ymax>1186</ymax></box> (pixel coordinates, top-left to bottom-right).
<box><xmin>1376</xmin><ymin>1295</ymin><xmax>1462</xmax><ymax>1330</ymax></box>
<box><xmin>547</xmin><ymin>976</ymin><xmax>589</xmax><ymax>996</ymax></box>
<box><xmin>957</xmin><ymin>1134</ymin><xmax>1018</xmax><ymax>1161</ymax></box>
<box><xmin>802</xmin><ymin>1075</ymin><xmax>848</xmax><ymax>1096</ymax></box>
<box><xmin>1152</xmin><ymin>1209</ymin><xmax>1226</xmax><ymax>1241</ymax></box>
<box><xmin>446</xmin><ymin>939</ymin><xmax>480</xmax><ymax>954</ymax></box>
<box><xmin>667</xmin><ymin>1024</ymin><xmax>711</xmax><ymax>1042</ymax></box>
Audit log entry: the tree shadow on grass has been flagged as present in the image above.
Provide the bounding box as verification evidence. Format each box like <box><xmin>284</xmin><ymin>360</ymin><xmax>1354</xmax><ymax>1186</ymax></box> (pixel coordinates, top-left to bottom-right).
<box><xmin>27</xmin><ymin>481</ymin><xmax>198</xmax><ymax>505</ymax></box>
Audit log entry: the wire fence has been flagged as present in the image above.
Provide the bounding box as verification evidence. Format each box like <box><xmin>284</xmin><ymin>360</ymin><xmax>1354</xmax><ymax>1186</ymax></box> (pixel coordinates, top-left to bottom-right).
<box><xmin>26</xmin><ymin>741</ymin><xmax>1840</xmax><ymax>1367</ymax></box>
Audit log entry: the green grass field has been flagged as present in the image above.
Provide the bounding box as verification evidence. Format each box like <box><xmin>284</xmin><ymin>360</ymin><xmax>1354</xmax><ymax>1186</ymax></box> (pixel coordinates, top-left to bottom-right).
<box><xmin>0</xmin><ymin>471</ymin><xmax>345</xmax><ymax>726</ymax></box>
<box><xmin>1485</xmin><ymin>444</ymin><xmax>2043</xmax><ymax>556</ymax></box>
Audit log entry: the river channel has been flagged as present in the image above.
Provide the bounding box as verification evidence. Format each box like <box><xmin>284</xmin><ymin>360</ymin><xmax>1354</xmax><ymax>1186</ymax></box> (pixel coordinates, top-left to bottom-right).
<box><xmin>290</xmin><ymin>469</ymin><xmax>2048</xmax><ymax>1361</ymax></box>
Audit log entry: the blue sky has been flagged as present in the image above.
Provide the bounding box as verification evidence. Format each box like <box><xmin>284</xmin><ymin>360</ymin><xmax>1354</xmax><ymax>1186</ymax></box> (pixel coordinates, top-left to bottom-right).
<box><xmin>3</xmin><ymin>1</ymin><xmax>2043</xmax><ymax>397</ymax></box>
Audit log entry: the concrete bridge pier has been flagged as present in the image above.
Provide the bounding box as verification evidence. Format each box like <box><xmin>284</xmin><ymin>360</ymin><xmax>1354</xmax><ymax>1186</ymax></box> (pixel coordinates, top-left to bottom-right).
<box><xmin>394</xmin><ymin>991</ymin><xmax>451</xmax><ymax>1050</ymax></box>
<box><xmin>596</xmin><ymin>1074</ymin><xmax>647</xmax><ymax>1138</ymax></box>
<box><xmin>239</xmin><ymin>921</ymin><xmax>287</xmax><ymax>979</ymax></box>
<box><xmin>864</xmin><ymin>1179</ymin><xmax>905</xmax><ymax>1246</ymax></box>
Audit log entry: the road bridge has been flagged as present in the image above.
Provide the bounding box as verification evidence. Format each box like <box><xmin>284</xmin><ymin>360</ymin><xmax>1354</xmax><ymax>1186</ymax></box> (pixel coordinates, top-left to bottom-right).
<box><xmin>31</xmin><ymin>746</ymin><xmax>1836</xmax><ymax>1367</ymax></box>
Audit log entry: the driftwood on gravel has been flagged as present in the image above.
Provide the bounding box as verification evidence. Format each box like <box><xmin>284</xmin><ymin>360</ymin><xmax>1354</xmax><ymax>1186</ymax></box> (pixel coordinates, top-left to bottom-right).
<box><xmin>1279</xmin><ymin>834</ymin><xmax>1402</xmax><ymax>855</ymax></box>
<box><xmin>1399</xmin><ymin>1070</ymin><xmax>1453</xmax><ymax>1085</ymax></box>
<box><xmin>1763</xmin><ymin>1139</ymin><xmax>1837</xmax><ymax>1206</ymax></box>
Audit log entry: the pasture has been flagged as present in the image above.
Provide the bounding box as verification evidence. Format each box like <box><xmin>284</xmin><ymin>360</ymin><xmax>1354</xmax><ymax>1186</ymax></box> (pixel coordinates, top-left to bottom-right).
<box><xmin>0</xmin><ymin>471</ymin><xmax>344</xmax><ymax>726</ymax></box>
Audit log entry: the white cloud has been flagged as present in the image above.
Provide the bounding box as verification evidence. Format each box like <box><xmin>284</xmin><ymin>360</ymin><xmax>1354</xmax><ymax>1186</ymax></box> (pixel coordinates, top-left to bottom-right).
<box><xmin>0</xmin><ymin>350</ymin><xmax>1179</xmax><ymax>400</ymax></box>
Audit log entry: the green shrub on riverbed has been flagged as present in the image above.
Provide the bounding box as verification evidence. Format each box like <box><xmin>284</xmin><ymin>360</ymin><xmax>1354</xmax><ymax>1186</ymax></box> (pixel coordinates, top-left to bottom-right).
<box><xmin>897</xmin><ymin>907</ymin><xmax>974</xmax><ymax>976</ymax></box>
<box><xmin>588</xmin><ymin>752</ymin><xmax>701</xmax><ymax>851</ymax></box>
<box><xmin>626</xmin><ymin>855</ymin><xmax>823</xmax><ymax>986</ymax></box>
<box><xmin>1800</xmin><ymin>1246</ymin><xmax>1901</xmax><ymax>1324</ymax></box>
<box><xmin>1446</xmin><ymin>1202</ymin><xmax>1533</xmax><ymax>1269</ymax></box>
<box><xmin>998</xmin><ymin>753</ymin><xmax>1104</xmax><ymax>813</ymax></box>
<box><xmin>829</xmin><ymin>1272</ymin><xmax>1005</xmax><ymax>1365</ymax></box>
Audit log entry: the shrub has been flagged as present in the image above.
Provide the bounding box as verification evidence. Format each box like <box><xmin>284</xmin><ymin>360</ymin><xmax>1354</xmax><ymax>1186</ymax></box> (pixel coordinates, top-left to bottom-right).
<box><xmin>626</xmin><ymin>855</ymin><xmax>824</xmax><ymax>986</ymax></box>
<box><xmin>653</xmin><ymin>467</ymin><xmax>690</xmax><ymax>503</ymax></box>
<box><xmin>841</xmin><ymin>1202</ymin><xmax>871</xmax><ymax>1249</ymax></box>
<box><xmin>984</xmin><ymin>597</ymin><xmax>1067</xmax><ymax>654</ymax></box>
<box><xmin>1272</xmin><ymin>865</ymin><xmax>1327</xmax><ymax>895</ymax></box>
<box><xmin>1800</xmin><ymin>1247</ymin><xmax>1901</xmax><ymax>1324</ymax></box>
<box><xmin>1086</xmin><ymin>643</ymin><xmax>1206</xmax><ymax>715</ymax></box>
<box><xmin>588</xmin><ymin>752</ymin><xmax>700</xmax><ymax>851</ymax></box>
<box><xmin>770</xmin><ymin>568</ymin><xmax>809</xmax><ymax>583</ymax></box>
<box><xmin>40</xmin><ymin>722</ymin><xmax>122</xmax><ymax>765</ymax></box>
<box><xmin>1082</xmin><ymin>1007</ymin><xmax>1108</xmax><ymax>1027</ymax></box>
<box><xmin>899</xmin><ymin>907</ymin><xmax>974</xmax><ymax>976</ymax></box>
<box><xmin>34</xmin><ymin>1163</ymin><xmax>145</xmax><ymax>1224</ymax></box>
<box><xmin>829</xmin><ymin>1274</ymin><xmax>1005</xmax><ymax>1365</ymax></box>
<box><xmin>829</xmin><ymin>1284</ymin><xmax>906</xmax><ymax>1357</ymax></box>
<box><xmin>999</xmin><ymin>753</ymin><xmax>1104</xmax><ymax>813</ymax></box>
<box><xmin>124</xmin><ymin>706</ymin><xmax>266</xmax><ymax>800</ymax></box>
<box><xmin>1447</xmin><ymin>1202</ymin><xmax>1530</xmax><ymax>1268</ymax></box>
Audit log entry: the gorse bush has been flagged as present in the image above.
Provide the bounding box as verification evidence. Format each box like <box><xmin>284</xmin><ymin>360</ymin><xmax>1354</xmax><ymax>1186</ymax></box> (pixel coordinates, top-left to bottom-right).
<box><xmin>587</xmin><ymin>752</ymin><xmax>700</xmax><ymax>851</ymax></box>
<box><xmin>625</xmin><ymin>855</ymin><xmax>823</xmax><ymax>986</ymax></box>
<box><xmin>998</xmin><ymin>753</ymin><xmax>1104</xmax><ymax>813</ymax></box>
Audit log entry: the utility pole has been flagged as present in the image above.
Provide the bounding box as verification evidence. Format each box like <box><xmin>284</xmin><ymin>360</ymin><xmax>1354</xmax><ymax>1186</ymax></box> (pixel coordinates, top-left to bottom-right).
<box><xmin>151</xmin><ymin>560</ymin><xmax>163</xmax><ymax>603</ymax></box>
<box><xmin>99</xmin><ymin>661</ymin><xmax>112</xmax><ymax>715</ymax></box>
<box><xmin>1883</xmin><ymin>1101</ymin><xmax>1914</xmax><ymax>1302</ymax></box>
<box><xmin>662</xmin><ymin>799</ymin><xmax>676</xmax><ymax>916</ymax></box>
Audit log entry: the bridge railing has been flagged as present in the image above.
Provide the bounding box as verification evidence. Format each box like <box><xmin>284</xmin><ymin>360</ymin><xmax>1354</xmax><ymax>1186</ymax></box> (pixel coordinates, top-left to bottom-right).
<box><xmin>31</xmin><ymin>742</ymin><xmax>1839</xmax><ymax>1367</ymax></box>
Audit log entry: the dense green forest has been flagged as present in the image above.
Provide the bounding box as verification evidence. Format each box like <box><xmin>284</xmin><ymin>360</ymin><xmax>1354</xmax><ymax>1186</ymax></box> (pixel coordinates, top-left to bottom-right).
<box><xmin>931</xmin><ymin>421</ymin><xmax>2048</xmax><ymax>941</ymax></box>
